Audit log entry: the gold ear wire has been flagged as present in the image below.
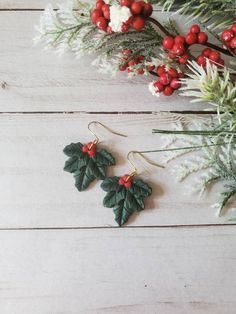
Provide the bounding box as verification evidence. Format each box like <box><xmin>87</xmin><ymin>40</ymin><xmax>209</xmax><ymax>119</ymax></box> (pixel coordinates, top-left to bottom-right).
<box><xmin>127</xmin><ymin>150</ymin><xmax>164</xmax><ymax>176</ymax></box>
<box><xmin>88</xmin><ymin>121</ymin><xmax>127</xmax><ymax>144</ymax></box>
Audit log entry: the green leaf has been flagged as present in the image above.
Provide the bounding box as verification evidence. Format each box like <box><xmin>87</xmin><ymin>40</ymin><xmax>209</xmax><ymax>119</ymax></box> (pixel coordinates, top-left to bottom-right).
<box><xmin>63</xmin><ymin>142</ymin><xmax>116</xmax><ymax>191</ymax></box>
<box><xmin>101</xmin><ymin>176</ymin><xmax>152</xmax><ymax>226</ymax></box>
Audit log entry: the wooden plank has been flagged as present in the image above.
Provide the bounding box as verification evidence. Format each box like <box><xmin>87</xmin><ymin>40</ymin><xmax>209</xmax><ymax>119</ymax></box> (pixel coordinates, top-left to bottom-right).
<box><xmin>0</xmin><ymin>11</ymin><xmax>209</xmax><ymax>112</ymax></box>
<box><xmin>0</xmin><ymin>112</ymin><xmax>233</xmax><ymax>228</ymax></box>
<box><xmin>0</xmin><ymin>0</ymin><xmax>60</xmax><ymax>9</ymax></box>
<box><xmin>0</xmin><ymin>226</ymin><xmax>236</xmax><ymax>313</ymax></box>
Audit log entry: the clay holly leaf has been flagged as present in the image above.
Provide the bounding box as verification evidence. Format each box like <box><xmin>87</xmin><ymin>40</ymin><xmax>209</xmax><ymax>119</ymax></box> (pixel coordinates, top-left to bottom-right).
<box><xmin>63</xmin><ymin>142</ymin><xmax>115</xmax><ymax>191</ymax></box>
<box><xmin>101</xmin><ymin>175</ymin><xmax>152</xmax><ymax>226</ymax></box>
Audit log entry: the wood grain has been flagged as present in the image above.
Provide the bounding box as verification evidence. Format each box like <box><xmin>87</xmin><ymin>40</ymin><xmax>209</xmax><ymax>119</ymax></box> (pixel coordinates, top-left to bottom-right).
<box><xmin>1</xmin><ymin>227</ymin><xmax>236</xmax><ymax>314</ymax></box>
<box><xmin>0</xmin><ymin>113</ymin><xmax>232</xmax><ymax>229</ymax></box>
<box><xmin>0</xmin><ymin>10</ymin><xmax>209</xmax><ymax>113</ymax></box>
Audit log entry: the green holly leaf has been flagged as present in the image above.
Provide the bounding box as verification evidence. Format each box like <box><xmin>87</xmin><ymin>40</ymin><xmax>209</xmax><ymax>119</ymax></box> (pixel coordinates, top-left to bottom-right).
<box><xmin>101</xmin><ymin>176</ymin><xmax>152</xmax><ymax>226</ymax></box>
<box><xmin>63</xmin><ymin>142</ymin><xmax>116</xmax><ymax>191</ymax></box>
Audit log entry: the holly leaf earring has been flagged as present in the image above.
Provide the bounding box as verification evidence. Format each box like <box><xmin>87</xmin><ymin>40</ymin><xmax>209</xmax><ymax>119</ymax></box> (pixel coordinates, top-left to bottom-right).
<box><xmin>63</xmin><ymin>121</ymin><xmax>127</xmax><ymax>191</ymax></box>
<box><xmin>101</xmin><ymin>151</ymin><xmax>164</xmax><ymax>226</ymax></box>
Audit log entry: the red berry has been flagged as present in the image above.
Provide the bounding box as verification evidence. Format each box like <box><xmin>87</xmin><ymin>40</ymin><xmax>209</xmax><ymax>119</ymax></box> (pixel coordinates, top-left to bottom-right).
<box><xmin>190</xmin><ymin>24</ymin><xmax>200</xmax><ymax>34</ymax></box>
<box><xmin>122</xmin><ymin>49</ymin><xmax>132</xmax><ymax>55</ymax></box>
<box><xmin>137</xmin><ymin>69</ymin><xmax>144</xmax><ymax>75</ymax></box>
<box><xmin>172</xmin><ymin>43</ymin><xmax>185</xmax><ymax>56</ymax></box>
<box><xmin>168</xmin><ymin>51</ymin><xmax>176</xmax><ymax>59</ymax></box>
<box><xmin>159</xmin><ymin>73</ymin><xmax>171</xmax><ymax>86</ymax></box>
<box><xmin>185</xmin><ymin>32</ymin><xmax>197</xmax><ymax>45</ymax></box>
<box><xmin>102</xmin><ymin>4</ymin><xmax>110</xmax><ymax>20</ymax></box>
<box><xmin>82</xmin><ymin>145</ymin><xmax>88</xmax><ymax>153</ymax></box>
<box><xmin>96</xmin><ymin>17</ymin><xmax>108</xmax><ymax>31</ymax></box>
<box><xmin>178</xmin><ymin>53</ymin><xmax>190</xmax><ymax>65</ymax></box>
<box><xmin>124</xmin><ymin>181</ymin><xmax>132</xmax><ymax>189</ymax></box>
<box><xmin>209</xmin><ymin>51</ymin><xmax>220</xmax><ymax>62</ymax></box>
<box><xmin>138</xmin><ymin>55</ymin><xmax>145</xmax><ymax>61</ymax></box>
<box><xmin>163</xmin><ymin>86</ymin><xmax>174</xmax><ymax>96</ymax></box>
<box><xmin>167</xmin><ymin>68</ymin><xmax>178</xmax><ymax>78</ymax></box>
<box><xmin>132</xmin><ymin>16</ymin><xmax>145</xmax><ymax>30</ymax></box>
<box><xmin>91</xmin><ymin>9</ymin><xmax>103</xmax><ymax>24</ymax></box>
<box><xmin>119</xmin><ymin>64</ymin><xmax>128</xmax><ymax>71</ymax></box>
<box><xmin>96</xmin><ymin>0</ymin><xmax>105</xmax><ymax>10</ymax></box>
<box><xmin>157</xmin><ymin>65</ymin><xmax>166</xmax><ymax>76</ymax></box>
<box><xmin>154</xmin><ymin>81</ymin><xmax>164</xmax><ymax>92</ymax></box>
<box><xmin>221</xmin><ymin>29</ymin><xmax>234</xmax><ymax>42</ymax></box>
<box><xmin>202</xmin><ymin>48</ymin><xmax>212</xmax><ymax>57</ymax></box>
<box><xmin>106</xmin><ymin>26</ymin><xmax>113</xmax><ymax>33</ymax></box>
<box><xmin>174</xmin><ymin>35</ymin><xmax>185</xmax><ymax>44</ymax></box>
<box><xmin>131</xmin><ymin>1</ymin><xmax>143</xmax><ymax>14</ymax></box>
<box><xmin>121</xmin><ymin>22</ymin><xmax>129</xmax><ymax>32</ymax></box>
<box><xmin>162</xmin><ymin>36</ymin><xmax>175</xmax><ymax>50</ymax></box>
<box><xmin>231</xmin><ymin>24</ymin><xmax>236</xmax><ymax>34</ymax></box>
<box><xmin>120</xmin><ymin>0</ymin><xmax>133</xmax><ymax>6</ymax></box>
<box><xmin>170</xmin><ymin>78</ymin><xmax>181</xmax><ymax>90</ymax></box>
<box><xmin>198</xmin><ymin>32</ymin><xmax>208</xmax><ymax>44</ymax></box>
<box><xmin>229</xmin><ymin>37</ymin><xmax>236</xmax><ymax>49</ymax></box>
<box><xmin>88</xmin><ymin>149</ymin><xmax>96</xmax><ymax>157</ymax></box>
<box><xmin>196</xmin><ymin>55</ymin><xmax>206</xmax><ymax>67</ymax></box>
<box><xmin>143</xmin><ymin>3</ymin><xmax>153</xmax><ymax>17</ymax></box>
<box><xmin>118</xmin><ymin>177</ymin><xmax>125</xmax><ymax>185</ymax></box>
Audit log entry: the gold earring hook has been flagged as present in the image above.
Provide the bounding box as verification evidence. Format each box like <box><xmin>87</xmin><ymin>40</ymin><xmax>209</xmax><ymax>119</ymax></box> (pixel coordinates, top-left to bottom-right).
<box><xmin>127</xmin><ymin>150</ymin><xmax>164</xmax><ymax>176</ymax></box>
<box><xmin>87</xmin><ymin>121</ymin><xmax>127</xmax><ymax>144</ymax></box>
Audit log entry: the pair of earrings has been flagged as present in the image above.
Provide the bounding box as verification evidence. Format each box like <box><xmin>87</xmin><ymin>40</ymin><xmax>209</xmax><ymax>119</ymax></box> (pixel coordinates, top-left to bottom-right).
<box><xmin>63</xmin><ymin>121</ymin><xmax>163</xmax><ymax>226</ymax></box>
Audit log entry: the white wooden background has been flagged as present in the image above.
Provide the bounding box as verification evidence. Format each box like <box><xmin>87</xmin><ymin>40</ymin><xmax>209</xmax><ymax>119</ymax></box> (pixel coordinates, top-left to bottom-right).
<box><xmin>0</xmin><ymin>2</ymin><xmax>236</xmax><ymax>314</ymax></box>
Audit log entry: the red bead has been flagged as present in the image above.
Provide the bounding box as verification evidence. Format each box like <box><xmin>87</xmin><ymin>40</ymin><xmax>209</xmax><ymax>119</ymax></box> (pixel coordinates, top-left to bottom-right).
<box><xmin>143</xmin><ymin>3</ymin><xmax>153</xmax><ymax>17</ymax></box>
<box><xmin>167</xmin><ymin>68</ymin><xmax>178</xmax><ymax>78</ymax></box>
<box><xmin>178</xmin><ymin>53</ymin><xmax>190</xmax><ymax>65</ymax></box>
<box><xmin>190</xmin><ymin>24</ymin><xmax>200</xmax><ymax>34</ymax></box>
<box><xmin>96</xmin><ymin>0</ymin><xmax>105</xmax><ymax>10</ymax></box>
<box><xmin>170</xmin><ymin>78</ymin><xmax>181</xmax><ymax>90</ymax></box>
<box><xmin>202</xmin><ymin>48</ymin><xmax>211</xmax><ymax>57</ymax></box>
<box><xmin>196</xmin><ymin>55</ymin><xmax>206</xmax><ymax>67</ymax></box>
<box><xmin>229</xmin><ymin>37</ymin><xmax>236</xmax><ymax>49</ymax></box>
<box><xmin>91</xmin><ymin>9</ymin><xmax>103</xmax><ymax>24</ymax></box>
<box><xmin>132</xmin><ymin>16</ymin><xmax>145</xmax><ymax>30</ymax></box>
<box><xmin>82</xmin><ymin>145</ymin><xmax>88</xmax><ymax>153</ymax></box>
<box><xmin>197</xmin><ymin>32</ymin><xmax>208</xmax><ymax>44</ymax></box>
<box><xmin>209</xmin><ymin>51</ymin><xmax>220</xmax><ymax>62</ymax></box>
<box><xmin>174</xmin><ymin>35</ymin><xmax>185</xmax><ymax>44</ymax></box>
<box><xmin>230</xmin><ymin>24</ymin><xmax>236</xmax><ymax>34</ymax></box>
<box><xmin>131</xmin><ymin>1</ymin><xmax>143</xmax><ymax>14</ymax></box>
<box><xmin>156</xmin><ymin>65</ymin><xmax>166</xmax><ymax>76</ymax></box>
<box><xmin>185</xmin><ymin>32</ymin><xmax>197</xmax><ymax>45</ymax></box>
<box><xmin>102</xmin><ymin>4</ymin><xmax>110</xmax><ymax>20</ymax></box>
<box><xmin>162</xmin><ymin>36</ymin><xmax>175</xmax><ymax>50</ymax></box>
<box><xmin>163</xmin><ymin>86</ymin><xmax>174</xmax><ymax>96</ymax></box>
<box><xmin>172</xmin><ymin>43</ymin><xmax>185</xmax><ymax>56</ymax></box>
<box><xmin>120</xmin><ymin>0</ymin><xmax>133</xmax><ymax>6</ymax></box>
<box><xmin>159</xmin><ymin>73</ymin><xmax>171</xmax><ymax>86</ymax></box>
<box><xmin>154</xmin><ymin>81</ymin><xmax>164</xmax><ymax>92</ymax></box>
<box><xmin>96</xmin><ymin>17</ymin><xmax>108</xmax><ymax>31</ymax></box>
<box><xmin>221</xmin><ymin>29</ymin><xmax>234</xmax><ymax>42</ymax></box>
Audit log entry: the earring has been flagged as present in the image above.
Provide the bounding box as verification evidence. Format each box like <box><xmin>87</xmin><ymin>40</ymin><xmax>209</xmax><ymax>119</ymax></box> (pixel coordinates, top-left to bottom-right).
<box><xmin>63</xmin><ymin>121</ymin><xmax>127</xmax><ymax>191</ymax></box>
<box><xmin>101</xmin><ymin>151</ymin><xmax>164</xmax><ymax>226</ymax></box>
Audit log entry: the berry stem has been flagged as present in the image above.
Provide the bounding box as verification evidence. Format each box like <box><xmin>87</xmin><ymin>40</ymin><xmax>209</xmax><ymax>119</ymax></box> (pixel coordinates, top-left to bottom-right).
<box><xmin>147</xmin><ymin>17</ymin><xmax>172</xmax><ymax>37</ymax></box>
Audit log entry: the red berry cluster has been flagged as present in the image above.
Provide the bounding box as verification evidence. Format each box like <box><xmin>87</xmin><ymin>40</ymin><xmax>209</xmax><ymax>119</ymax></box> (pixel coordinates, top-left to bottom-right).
<box><xmin>221</xmin><ymin>24</ymin><xmax>236</xmax><ymax>54</ymax></box>
<box><xmin>91</xmin><ymin>1</ymin><xmax>112</xmax><ymax>32</ymax></box>
<box><xmin>118</xmin><ymin>174</ymin><xmax>133</xmax><ymax>189</ymax></box>
<box><xmin>162</xmin><ymin>24</ymin><xmax>208</xmax><ymax>64</ymax></box>
<box><xmin>154</xmin><ymin>66</ymin><xmax>184</xmax><ymax>96</ymax></box>
<box><xmin>119</xmin><ymin>49</ymin><xmax>145</xmax><ymax>74</ymax></box>
<box><xmin>121</xmin><ymin>0</ymin><xmax>153</xmax><ymax>31</ymax></box>
<box><xmin>196</xmin><ymin>48</ymin><xmax>224</xmax><ymax>67</ymax></box>
<box><xmin>91</xmin><ymin>0</ymin><xmax>153</xmax><ymax>33</ymax></box>
<box><xmin>82</xmin><ymin>142</ymin><xmax>97</xmax><ymax>157</ymax></box>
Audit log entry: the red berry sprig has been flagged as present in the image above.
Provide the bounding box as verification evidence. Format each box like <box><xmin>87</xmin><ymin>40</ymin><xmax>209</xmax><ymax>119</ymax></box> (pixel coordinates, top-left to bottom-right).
<box><xmin>119</xmin><ymin>49</ymin><xmax>146</xmax><ymax>74</ymax></box>
<box><xmin>196</xmin><ymin>48</ymin><xmax>224</xmax><ymax>67</ymax></box>
<box><xmin>82</xmin><ymin>142</ymin><xmax>97</xmax><ymax>157</ymax></box>
<box><xmin>91</xmin><ymin>0</ymin><xmax>153</xmax><ymax>33</ymax></box>
<box><xmin>118</xmin><ymin>174</ymin><xmax>133</xmax><ymax>189</ymax></box>
<box><xmin>221</xmin><ymin>24</ymin><xmax>236</xmax><ymax>55</ymax></box>
<box><xmin>154</xmin><ymin>66</ymin><xmax>183</xmax><ymax>96</ymax></box>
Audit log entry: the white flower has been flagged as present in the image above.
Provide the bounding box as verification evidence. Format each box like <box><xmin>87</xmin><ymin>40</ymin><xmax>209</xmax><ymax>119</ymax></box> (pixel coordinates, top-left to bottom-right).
<box><xmin>148</xmin><ymin>82</ymin><xmax>160</xmax><ymax>97</ymax></box>
<box><xmin>109</xmin><ymin>5</ymin><xmax>132</xmax><ymax>32</ymax></box>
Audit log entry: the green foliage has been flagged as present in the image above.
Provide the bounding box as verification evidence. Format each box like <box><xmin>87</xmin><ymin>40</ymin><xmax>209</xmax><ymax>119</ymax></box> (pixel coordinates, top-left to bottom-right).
<box><xmin>159</xmin><ymin>0</ymin><xmax>236</xmax><ymax>30</ymax></box>
<box><xmin>63</xmin><ymin>142</ymin><xmax>115</xmax><ymax>191</ymax></box>
<box><xmin>101</xmin><ymin>176</ymin><xmax>152</xmax><ymax>226</ymax></box>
